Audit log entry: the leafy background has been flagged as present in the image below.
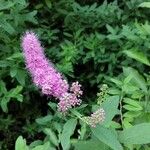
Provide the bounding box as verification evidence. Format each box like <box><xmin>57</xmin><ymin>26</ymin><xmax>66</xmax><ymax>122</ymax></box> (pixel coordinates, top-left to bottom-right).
<box><xmin>0</xmin><ymin>0</ymin><xmax>150</xmax><ymax>150</ymax></box>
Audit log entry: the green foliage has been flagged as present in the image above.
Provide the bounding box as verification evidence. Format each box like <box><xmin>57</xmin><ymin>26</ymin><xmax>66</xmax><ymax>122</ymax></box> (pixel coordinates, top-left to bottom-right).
<box><xmin>100</xmin><ymin>96</ymin><xmax>120</xmax><ymax>127</ymax></box>
<box><xmin>124</xmin><ymin>50</ymin><xmax>150</xmax><ymax>66</ymax></box>
<box><xmin>15</xmin><ymin>136</ymin><xmax>51</xmax><ymax>150</ymax></box>
<box><xmin>91</xmin><ymin>125</ymin><xmax>123</xmax><ymax>150</ymax></box>
<box><xmin>0</xmin><ymin>80</ymin><xmax>23</xmax><ymax>112</ymax></box>
<box><xmin>15</xmin><ymin>136</ymin><xmax>29</xmax><ymax>150</ymax></box>
<box><xmin>74</xmin><ymin>139</ymin><xmax>111</xmax><ymax>150</ymax></box>
<box><xmin>0</xmin><ymin>0</ymin><xmax>150</xmax><ymax>150</ymax></box>
<box><xmin>118</xmin><ymin>123</ymin><xmax>150</xmax><ymax>145</ymax></box>
<box><xmin>60</xmin><ymin>119</ymin><xmax>77</xmax><ymax>150</ymax></box>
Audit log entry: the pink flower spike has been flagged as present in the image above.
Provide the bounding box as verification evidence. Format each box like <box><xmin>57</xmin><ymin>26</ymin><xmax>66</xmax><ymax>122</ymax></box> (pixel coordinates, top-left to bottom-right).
<box><xmin>21</xmin><ymin>31</ymin><xmax>69</xmax><ymax>98</ymax></box>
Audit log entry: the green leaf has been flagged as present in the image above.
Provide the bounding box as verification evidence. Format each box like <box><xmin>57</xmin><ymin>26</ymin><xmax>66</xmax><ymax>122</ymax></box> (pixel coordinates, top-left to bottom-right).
<box><xmin>16</xmin><ymin>69</ymin><xmax>26</xmax><ymax>85</ymax></box>
<box><xmin>123</xmin><ymin>98</ymin><xmax>142</xmax><ymax>110</ymax></box>
<box><xmin>106</xmin><ymin>24</ymin><xmax>116</xmax><ymax>34</ymax></box>
<box><xmin>24</xmin><ymin>11</ymin><xmax>38</xmax><ymax>24</ymax></box>
<box><xmin>45</xmin><ymin>0</ymin><xmax>52</xmax><ymax>9</ymax></box>
<box><xmin>0</xmin><ymin>20</ymin><xmax>15</xmax><ymax>34</ymax></box>
<box><xmin>15</xmin><ymin>136</ymin><xmax>29</xmax><ymax>150</ymax></box>
<box><xmin>124</xmin><ymin>50</ymin><xmax>150</xmax><ymax>66</ymax></box>
<box><xmin>16</xmin><ymin>94</ymin><xmax>23</xmax><ymax>102</ymax></box>
<box><xmin>123</xmin><ymin>111</ymin><xmax>141</xmax><ymax>118</ymax></box>
<box><xmin>0</xmin><ymin>1</ymin><xmax>15</xmax><ymax>10</ymax></box>
<box><xmin>123</xmin><ymin>105</ymin><xmax>142</xmax><ymax>111</ymax></box>
<box><xmin>110</xmin><ymin>78</ymin><xmax>122</xmax><ymax>87</ymax></box>
<box><xmin>0</xmin><ymin>97</ymin><xmax>10</xmax><ymax>113</ymax></box>
<box><xmin>7</xmin><ymin>86</ymin><xmax>23</xmax><ymax>98</ymax></box>
<box><xmin>7</xmin><ymin>52</ymin><xmax>23</xmax><ymax>60</ymax></box>
<box><xmin>36</xmin><ymin>115</ymin><xmax>52</xmax><ymax>125</ymax></box>
<box><xmin>10</xmin><ymin>67</ymin><xmax>17</xmax><ymax>77</ymax></box>
<box><xmin>0</xmin><ymin>80</ymin><xmax>7</xmax><ymax>94</ymax></box>
<box><xmin>91</xmin><ymin>125</ymin><xmax>123</xmax><ymax>150</ymax></box>
<box><xmin>123</xmin><ymin>67</ymin><xmax>147</xmax><ymax>93</ymax></box>
<box><xmin>119</xmin><ymin>123</ymin><xmax>150</xmax><ymax>144</ymax></box>
<box><xmin>60</xmin><ymin>118</ymin><xmax>77</xmax><ymax>150</ymax></box>
<box><xmin>32</xmin><ymin>142</ymin><xmax>50</xmax><ymax>150</ymax></box>
<box><xmin>0</xmin><ymin>60</ymin><xmax>11</xmax><ymax>67</ymax></box>
<box><xmin>101</xmin><ymin>96</ymin><xmax>120</xmax><ymax>126</ymax></box>
<box><xmin>44</xmin><ymin>128</ymin><xmax>58</xmax><ymax>146</ymax></box>
<box><xmin>122</xmin><ymin>119</ymin><xmax>132</xmax><ymax>129</ymax></box>
<box><xmin>139</xmin><ymin>2</ymin><xmax>150</xmax><ymax>8</ymax></box>
<box><xmin>17</xmin><ymin>0</ymin><xmax>26</xmax><ymax>5</ymax></box>
<box><xmin>74</xmin><ymin>139</ymin><xmax>110</xmax><ymax>150</ymax></box>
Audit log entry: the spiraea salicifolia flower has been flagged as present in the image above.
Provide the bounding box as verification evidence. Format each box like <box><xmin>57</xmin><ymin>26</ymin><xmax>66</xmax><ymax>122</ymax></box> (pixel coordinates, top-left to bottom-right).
<box><xmin>70</xmin><ymin>81</ymin><xmax>83</xmax><ymax>97</ymax></box>
<box><xmin>83</xmin><ymin>108</ymin><xmax>105</xmax><ymax>127</ymax></box>
<box><xmin>22</xmin><ymin>31</ymin><xmax>69</xmax><ymax>98</ymax></box>
<box><xmin>58</xmin><ymin>82</ymin><xmax>82</xmax><ymax>112</ymax></box>
<box><xmin>22</xmin><ymin>31</ymin><xmax>82</xmax><ymax>112</ymax></box>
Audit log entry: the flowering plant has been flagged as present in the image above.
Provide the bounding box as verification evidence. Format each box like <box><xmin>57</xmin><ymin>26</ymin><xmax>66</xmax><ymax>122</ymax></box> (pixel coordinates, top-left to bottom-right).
<box><xmin>22</xmin><ymin>31</ymin><xmax>105</xmax><ymax>126</ymax></box>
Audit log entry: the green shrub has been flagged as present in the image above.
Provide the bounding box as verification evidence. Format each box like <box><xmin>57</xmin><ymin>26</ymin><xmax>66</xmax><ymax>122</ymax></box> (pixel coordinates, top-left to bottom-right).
<box><xmin>0</xmin><ymin>0</ymin><xmax>150</xmax><ymax>150</ymax></box>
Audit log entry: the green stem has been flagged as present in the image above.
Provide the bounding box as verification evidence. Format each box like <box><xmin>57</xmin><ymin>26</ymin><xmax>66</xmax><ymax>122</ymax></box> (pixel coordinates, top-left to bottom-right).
<box><xmin>119</xmin><ymin>92</ymin><xmax>124</xmax><ymax>126</ymax></box>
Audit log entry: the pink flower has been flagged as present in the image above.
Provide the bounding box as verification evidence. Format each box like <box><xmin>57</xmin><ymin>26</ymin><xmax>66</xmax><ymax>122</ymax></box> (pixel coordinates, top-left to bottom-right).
<box><xmin>22</xmin><ymin>31</ymin><xmax>83</xmax><ymax>112</ymax></box>
<box><xmin>57</xmin><ymin>93</ymin><xmax>81</xmax><ymax>112</ymax></box>
<box><xmin>58</xmin><ymin>82</ymin><xmax>82</xmax><ymax>112</ymax></box>
<box><xmin>22</xmin><ymin>31</ymin><xmax>69</xmax><ymax>98</ymax></box>
<box><xmin>70</xmin><ymin>81</ymin><xmax>83</xmax><ymax>97</ymax></box>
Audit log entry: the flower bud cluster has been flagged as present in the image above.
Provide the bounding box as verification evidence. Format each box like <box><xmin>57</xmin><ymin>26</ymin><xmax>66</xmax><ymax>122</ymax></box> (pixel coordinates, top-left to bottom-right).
<box><xmin>97</xmin><ymin>84</ymin><xmax>108</xmax><ymax>105</ymax></box>
<box><xmin>83</xmin><ymin>108</ymin><xmax>105</xmax><ymax>127</ymax></box>
<box><xmin>58</xmin><ymin>82</ymin><xmax>82</xmax><ymax>112</ymax></box>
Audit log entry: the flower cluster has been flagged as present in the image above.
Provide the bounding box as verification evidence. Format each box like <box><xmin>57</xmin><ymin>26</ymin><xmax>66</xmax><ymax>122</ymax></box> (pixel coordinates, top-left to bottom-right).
<box><xmin>97</xmin><ymin>84</ymin><xmax>108</xmax><ymax>105</ymax></box>
<box><xmin>22</xmin><ymin>31</ymin><xmax>82</xmax><ymax>112</ymax></box>
<box><xmin>83</xmin><ymin>108</ymin><xmax>105</xmax><ymax>127</ymax></box>
<box><xmin>58</xmin><ymin>82</ymin><xmax>82</xmax><ymax>112</ymax></box>
<box><xmin>22</xmin><ymin>31</ymin><xmax>69</xmax><ymax>98</ymax></box>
